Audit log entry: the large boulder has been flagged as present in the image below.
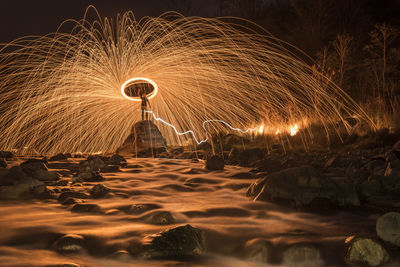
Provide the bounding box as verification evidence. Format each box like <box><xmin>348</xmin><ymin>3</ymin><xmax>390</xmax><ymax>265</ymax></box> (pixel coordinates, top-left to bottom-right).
<box><xmin>142</xmin><ymin>224</ymin><xmax>204</xmax><ymax>259</ymax></box>
<box><xmin>247</xmin><ymin>166</ymin><xmax>360</xmax><ymax>208</ymax></box>
<box><xmin>344</xmin><ymin>236</ymin><xmax>389</xmax><ymax>266</ymax></box>
<box><xmin>20</xmin><ymin>159</ymin><xmax>48</xmax><ymax>175</ymax></box>
<box><xmin>19</xmin><ymin>159</ymin><xmax>60</xmax><ymax>182</ymax></box>
<box><xmin>376</xmin><ymin>212</ymin><xmax>400</xmax><ymax>247</ymax></box>
<box><xmin>205</xmin><ymin>155</ymin><xmax>224</xmax><ymax>171</ymax></box>
<box><xmin>0</xmin><ymin>177</ymin><xmax>45</xmax><ymax>200</ymax></box>
<box><xmin>31</xmin><ymin>169</ymin><xmax>60</xmax><ymax>182</ymax></box>
<box><xmin>117</xmin><ymin>120</ymin><xmax>166</xmax><ymax>156</ymax></box>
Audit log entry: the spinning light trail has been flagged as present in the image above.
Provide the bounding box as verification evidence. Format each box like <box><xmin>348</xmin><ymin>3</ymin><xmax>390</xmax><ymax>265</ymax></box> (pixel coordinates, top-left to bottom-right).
<box><xmin>144</xmin><ymin>110</ymin><xmax>256</xmax><ymax>145</ymax></box>
<box><xmin>0</xmin><ymin>7</ymin><xmax>372</xmax><ymax>154</ymax></box>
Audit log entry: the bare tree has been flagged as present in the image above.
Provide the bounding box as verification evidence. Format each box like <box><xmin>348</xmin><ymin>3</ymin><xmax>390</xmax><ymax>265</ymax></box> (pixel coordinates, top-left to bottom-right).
<box><xmin>333</xmin><ymin>34</ymin><xmax>352</xmax><ymax>88</ymax></box>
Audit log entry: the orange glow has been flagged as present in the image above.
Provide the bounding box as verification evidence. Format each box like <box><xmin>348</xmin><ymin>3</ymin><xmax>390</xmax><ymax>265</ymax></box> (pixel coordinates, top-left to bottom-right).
<box><xmin>258</xmin><ymin>124</ymin><xmax>264</xmax><ymax>135</ymax></box>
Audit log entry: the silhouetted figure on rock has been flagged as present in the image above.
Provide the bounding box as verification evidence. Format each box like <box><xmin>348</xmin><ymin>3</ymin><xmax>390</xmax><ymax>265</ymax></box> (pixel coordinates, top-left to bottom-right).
<box><xmin>140</xmin><ymin>92</ymin><xmax>151</xmax><ymax>120</ymax></box>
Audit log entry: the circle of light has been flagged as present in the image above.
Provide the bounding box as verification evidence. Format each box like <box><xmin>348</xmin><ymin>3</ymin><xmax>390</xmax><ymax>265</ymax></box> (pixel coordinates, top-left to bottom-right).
<box><xmin>121</xmin><ymin>77</ymin><xmax>159</xmax><ymax>101</ymax></box>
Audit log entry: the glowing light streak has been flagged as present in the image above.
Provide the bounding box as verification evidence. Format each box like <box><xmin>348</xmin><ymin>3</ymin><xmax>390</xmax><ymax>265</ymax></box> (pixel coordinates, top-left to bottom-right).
<box><xmin>145</xmin><ymin>110</ymin><xmax>256</xmax><ymax>145</ymax></box>
<box><xmin>121</xmin><ymin>77</ymin><xmax>159</xmax><ymax>102</ymax></box>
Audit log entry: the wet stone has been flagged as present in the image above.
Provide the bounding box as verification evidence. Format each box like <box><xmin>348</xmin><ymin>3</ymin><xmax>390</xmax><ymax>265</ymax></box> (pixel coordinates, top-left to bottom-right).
<box><xmin>376</xmin><ymin>212</ymin><xmax>400</xmax><ymax>247</ymax></box>
<box><xmin>71</xmin><ymin>203</ymin><xmax>101</xmax><ymax>213</ymax></box>
<box><xmin>49</xmin><ymin>153</ymin><xmax>69</xmax><ymax>161</ymax></box>
<box><xmin>78</xmin><ymin>157</ymin><xmax>106</xmax><ymax>172</ymax></box>
<box><xmin>54</xmin><ymin>234</ymin><xmax>85</xmax><ymax>253</ymax></box>
<box><xmin>109</xmin><ymin>154</ymin><xmax>127</xmax><ymax>166</ymax></box>
<box><xmin>148</xmin><ymin>211</ymin><xmax>175</xmax><ymax>225</ymax></box>
<box><xmin>76</xmin><ymin>171</ymin><xmax>104</xmax><ymax>182</ymax></box>
<box><xmin>58</xmin><ymin>191</ymin><xmax>90</xmax><ymax>202</ymax></box>
<box><xmin>100</xmin><ymin>165</ymin><xmax>120</xmax><ymax>173</ymax></box>
<box><xmin>143</xmin><ymin>224</ymin><xmax>204</xmax><ymax>259</ymax></box>
<box><xmin>345</xmin><ymin>236</ymin><xmax>389</xmax><ymax>266</ymax></box>
<box><xmin>61</xmin><ymin>197</ymin><xmax>82</xmax><ymax>206</ymax></box>
<box><xmin>90</xmin><ymin>184</ymin><xmax>111</xmax><ymax>198</ymax></box>
<box><xmin>20</xmin><ymin>159</ymin><xmax>48</xmax><ymax>175</ymax></box>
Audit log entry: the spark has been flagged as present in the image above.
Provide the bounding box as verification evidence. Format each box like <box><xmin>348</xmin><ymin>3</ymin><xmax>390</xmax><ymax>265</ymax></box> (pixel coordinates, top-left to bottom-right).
<box><xmin>0</xmin><ymin>7</ymin><xmax>372</xmax><ymax>154</ymax></box>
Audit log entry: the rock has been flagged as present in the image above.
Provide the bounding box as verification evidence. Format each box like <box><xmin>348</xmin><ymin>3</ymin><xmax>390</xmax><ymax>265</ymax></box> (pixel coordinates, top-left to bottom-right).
<box><xmin>116</xmin><ymin>120</ymin><xmax>167</xmax><ymax>156</ymax></box>
<box><xmin>0</xmin><ymin>151</ymin><xmax>14</xmax><ymax>159</ymax></box>
<box><xmin>205</xmin><ymin>155</ymin><xmax>224</xmax><ymax>171</ymax></box>
<box><xmin>345</xmin><ymin>236</ymin><xmax>389</xmax><ymax>266</ymax></box>
<box><xmin>143</xmin><ymin>224</ymin><xmax>204</xmax><ymax>259</ymax></box>
<box><xmin>253</xmin><ymin>158</ymin><xmax>283</xmax><ymax>174</ymax></box>
<box><xmin>49</xmin><ymin>153</ymin><xmax>69</xmax><ymax>161</ymax></box>
<box><xmin>71</xmin><ymin>203</ymin><xmax>101</xmax><ymax>213</ymax></box>
<box><xmin>148</xmin><ymin>211</ymin><xmax>175</xmax><ymax>225</ymax></box>
<box><xmin>283</xmin><ymin>244</ymin><xmax>321</xmax><ymax>265</ymax></box>
<box><xmin>20</xmin><ymin>159</ymin><xmax>48</xmax><ymax>175</ymax></box>
<box><xmin>100</xmin><ymin>165</ymin><xmax>120</xmax><ymax>173</ymax></box>
<box><xmin>109</xmin><ymin>154</ymin><xmax>127</xmax><ymax>166</ymax></box>
<box><xmin>0</xmin><ymin>178</ymin><xmax>45</xmax><ymax>200</ymax></box>
<box><xmin>224</xmin><ymin>134</ymin><xmax>248</xmax><ymax>150</ymax></box>
<box><xmin>54</xmin><ymin>234</ymin><xmax>85</xmax><ymax>253</ymax></box>
<box><xmin>197</xmin><ymin>142</ymin><xmax>212</xmax><ymax>151</ymax></box>
<box><xmin>376</xmin><ymin>212</ymin><xmax>400</xmax><ymax>247</ymax></box>
<box><xmin>90</xmin><ymin>184</ymin><xmax>111</xmax><ymax>198</ymax></box>
<box><xmin>58</xmin><ymin>191</ymin><xmax>91</xmax><ymax>202</ymax></box>
<box><xmin>110</xmin><ymin>250</ymin><xmax>131</xmax><ymax>261</ymax></box>
<box><xmin>238</xmin><ymin>149</ymin><xmax>265</xmax><ymax>167</ymax></box>
<box><xmin>32</xmin><ymin>169</ymin><xmax>60</xmax><ymax>181</ymax></box>
<box><xmin>75</xmin><ymin>171</ymin><xmax>104</xmax><ymax>182</ymax></box>
<box><xmin>243</xmin><ymin>239</ymin><xmax>271</xmax><ymax>263</ymax></box>
<box><xmin>78</xmin><ymin>157</ymin><xmax>106</xmax><ymax>172</ymax></box>
<box><xmin>127</xmin><ymin>203</ymin><xmax>162</xmax><ymax>215</ymax></box>
<box><xmin>62</xmin><ymin>197</ymin><xmax>80</xmax><ymax>205</ymax></box>
<box><xmin>0</xmin><ymin>159</ymin><xmax>6</xmax><ymax>168</ymax></box>
<box><xmin>248</xmin><ymin>166</ymin><xmax>360</xmax><ymax>208</ymax></box>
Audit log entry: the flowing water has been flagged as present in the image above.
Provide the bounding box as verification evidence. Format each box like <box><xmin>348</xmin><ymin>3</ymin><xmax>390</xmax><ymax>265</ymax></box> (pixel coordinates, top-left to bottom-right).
<box><xmin>0</xmin><ymin>158</ymin><xmax>390</xmax><ymax>266</ymax></box>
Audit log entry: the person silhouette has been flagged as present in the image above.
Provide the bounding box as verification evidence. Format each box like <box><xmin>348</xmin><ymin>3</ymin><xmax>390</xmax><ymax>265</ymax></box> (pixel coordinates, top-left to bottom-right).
<box><xmin>140</xmin><ymin>91</ymin><xmax>151</xmax><ymax>120</ymax></box>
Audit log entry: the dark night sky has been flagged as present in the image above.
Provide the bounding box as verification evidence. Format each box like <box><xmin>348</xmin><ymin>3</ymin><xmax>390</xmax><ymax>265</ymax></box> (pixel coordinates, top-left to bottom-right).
<box><xmin>0</xmin><ymin>0</ymin><xmax>400</xmax><ymax>43</ymax></box>
<box><xmin>0</xmin><ymin>0</ymin><xmax>220</xmax><ymax>43</ymax></box>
